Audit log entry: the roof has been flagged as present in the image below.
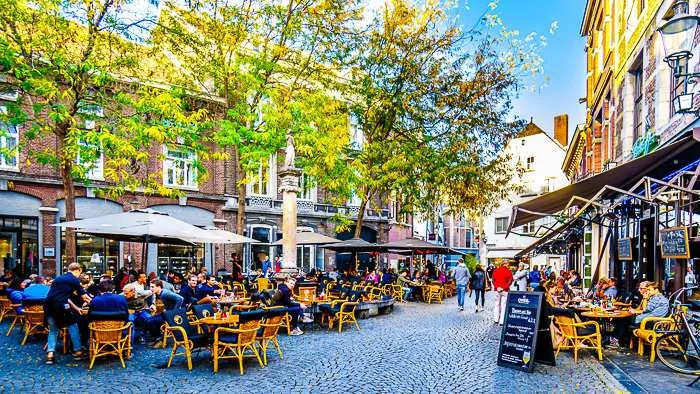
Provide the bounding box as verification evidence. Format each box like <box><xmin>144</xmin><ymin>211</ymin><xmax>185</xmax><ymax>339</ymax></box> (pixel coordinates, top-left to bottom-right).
<box><xmin>507</xmin><ymin>129</ymin><xmax>700</xmax><ymax>231</ymax></box>
<box><xmin>517</xmin><ymin>122</ymin><xmax>547</xmax><ymax>138</ymax></box>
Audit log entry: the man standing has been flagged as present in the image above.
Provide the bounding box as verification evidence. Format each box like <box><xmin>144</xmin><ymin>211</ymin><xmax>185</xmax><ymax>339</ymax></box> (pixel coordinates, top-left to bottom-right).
<box><xmin>44</xmin><ymin>263</ymin><xmax>91</xmax><ymax>365</ymax></box>
<box><xmin>452</xmin><ymin>258</ymin><xmax>471</xmax><ymax>312</ymax></box>
<box><xmin>492</xmin><ymin>262</ymin><xmax>513</xmax><ymax>325</ymax></box>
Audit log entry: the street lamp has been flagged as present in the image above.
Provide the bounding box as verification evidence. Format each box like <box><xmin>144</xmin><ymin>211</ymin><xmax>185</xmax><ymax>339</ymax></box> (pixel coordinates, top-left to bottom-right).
<box><xmin>658</xmin><ymin>0</ymin><xmax>700</xmax><ymax>113</ymax></box>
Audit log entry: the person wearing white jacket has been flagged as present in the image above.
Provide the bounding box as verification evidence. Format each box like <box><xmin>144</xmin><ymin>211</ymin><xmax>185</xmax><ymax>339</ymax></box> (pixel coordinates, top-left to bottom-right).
<box><xmin>512</xmin><ymin>263</ymin><xmax>529</xmax><ymax>292</ymax></box>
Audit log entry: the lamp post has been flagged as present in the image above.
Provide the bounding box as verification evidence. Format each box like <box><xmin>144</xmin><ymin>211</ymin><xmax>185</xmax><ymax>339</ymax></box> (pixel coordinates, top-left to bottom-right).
<box><xmin>658</xmin><ymin>0</ymin><xmax>700</xmax><ymax>113</ymax></box>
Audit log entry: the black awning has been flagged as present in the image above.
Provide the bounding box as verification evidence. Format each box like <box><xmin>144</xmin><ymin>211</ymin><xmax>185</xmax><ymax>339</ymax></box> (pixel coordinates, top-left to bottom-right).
<box><xmin>508</xmin><ymin>129</ymin><xmax>700</xmax><ymax>232</ymax></box>
<box><xmin>514</xmin><ymin>218</ymin><xmax>579</xmax><ymax>257</ymax></box>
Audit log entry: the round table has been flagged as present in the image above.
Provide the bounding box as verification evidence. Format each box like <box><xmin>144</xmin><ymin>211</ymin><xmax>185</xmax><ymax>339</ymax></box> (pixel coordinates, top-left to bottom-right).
<box><xmin>581</xmin><ymin>310</ymin><xmax>634</xmax><ymax>345</ymax></box>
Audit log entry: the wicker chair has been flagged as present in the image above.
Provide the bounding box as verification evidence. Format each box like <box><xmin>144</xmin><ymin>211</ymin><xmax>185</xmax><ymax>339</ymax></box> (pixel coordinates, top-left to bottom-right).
<box><xmin>553</xmin><ymin>315</ymin><xmax>602</xmax><ymax>361</ymax></box>
<box><xmin>213</xmin><ymin>316</ymin><xmax>264</xmax><ymax>374</ymax></box>
<box><xmin>88</xmin><ymin>320</ymin><xmax>132</xmax><ymax>369</ymax></box>
<box><xmin>426</xmin><ymin>285</ymin><xmax>444</xmax><ymax>304</ymax></box>
<box><xmin>0</xmin><ymin>296</ymin><xmax>15</xmax><ymax>323</ymax></box>
<box><xmin>22</xmin><ymin>303</ymin><xmax>48</xmax><ymax>345</ymax></box>
<box><xmin>6</xmin><ymin>304</ymin><xmax>24</xmax><ymax>336</ymax></box>
<box><xmin>163</xmin><ymin>308</ymin><xmax>209</xmax><ymax>370</ymax></box>
<box><xmin>327</xmin><ymin>301</ymin><xmax>360</xmax><ymax>333</ymax></box>
<box><xmin>256</xmin><ymin>314</ymin><xmax>284</xmax><ymax>365</ymax></box>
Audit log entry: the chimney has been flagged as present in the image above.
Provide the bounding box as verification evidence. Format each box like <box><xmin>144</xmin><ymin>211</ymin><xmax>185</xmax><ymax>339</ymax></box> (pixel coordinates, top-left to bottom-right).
<box><xmin>554</xmin><ymin>114</ymin><xmax>569</xmax><ymax>147</ymax></box>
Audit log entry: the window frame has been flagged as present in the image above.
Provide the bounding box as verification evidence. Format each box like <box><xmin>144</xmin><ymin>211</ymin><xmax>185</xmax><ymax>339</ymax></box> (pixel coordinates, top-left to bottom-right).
<box><xmin>163</xmin><ymin>145</ymin><xmax>198</xmax><ymax>190</ymax></box>
<box><xmin>495</xmin><ymin>217</ymin><xmax>509</xmax><ymax>234</ymax></box>
<box><xmin>0</xmin><ymin>106</ymin><xmax>19</xmax><ymax>171</ymax></box>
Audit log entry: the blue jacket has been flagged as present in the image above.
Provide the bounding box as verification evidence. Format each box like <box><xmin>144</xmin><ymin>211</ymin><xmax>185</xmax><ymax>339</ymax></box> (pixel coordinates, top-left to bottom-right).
<box><xmin>23</xmin><ymin>284</ymin><xmax>50</xmax><ymax>302</ymax></box>
<box><xmin>90</xmin><ymin>293</ymin><xmax>129</xmax><ymax>315</ymax></box>
<box><xmin>159</xmin><ymin>289</ymin><xmax>184</xmax><ymax>311</ymax></box>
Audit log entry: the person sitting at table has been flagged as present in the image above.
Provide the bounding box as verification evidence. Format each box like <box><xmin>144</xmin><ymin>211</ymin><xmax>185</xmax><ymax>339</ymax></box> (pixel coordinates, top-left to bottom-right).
<box><xmin>121</xmin><ymin>283</ymin><xmax>152</xmax><ymax>344</ymax></box>
<box><xmin>179</xmin><ymin>275</ymin><xmax>200</xmax><ymax>308</ymax></box>
<box><xmin>610</xmin><ymin>281</ymin><xmax>669</xmax><ymax>349</ymax></box>
<box><xmin>604</xmin><ymin>278</ymin><xmax>618</xmax><ymax>299</ymax></box>
<box><xmin>271</xmin><ymin>276</ymin><xmax>312</xmax><ymax>336</ymax></box>
<box><xmin>89</xmin><ymin>280</ymin><xmax>128</xmax><ymax>318</ymax></box>
<box><xmin>145</xmin><ymin>280</ymin><xmax>184</xmax><ymax>347</ymax></box>
<box><xmin>196</xmin><ymin>275</ymin><xmax>225</xmax><ymax>302</ymax></box>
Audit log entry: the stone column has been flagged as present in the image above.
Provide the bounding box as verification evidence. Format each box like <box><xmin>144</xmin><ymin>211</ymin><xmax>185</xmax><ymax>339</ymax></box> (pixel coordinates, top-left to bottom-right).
<box><xmin>278</xmin><ymin>166</ymin><xmax>301</xmax><ymax>270</ymax></box>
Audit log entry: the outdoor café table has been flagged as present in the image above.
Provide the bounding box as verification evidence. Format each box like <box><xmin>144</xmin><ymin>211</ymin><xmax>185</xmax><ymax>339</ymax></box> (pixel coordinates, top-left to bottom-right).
<box><xmin>580</xmin><ymin>310</ymin><xmax>634</xmax><ymax>344</ymax></box>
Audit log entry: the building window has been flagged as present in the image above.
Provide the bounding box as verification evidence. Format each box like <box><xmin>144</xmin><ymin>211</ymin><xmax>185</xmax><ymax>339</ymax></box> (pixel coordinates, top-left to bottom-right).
<box><xmin>163</xmin><ymin>146</ymin><xmax>197</xmax><ymax>188</ymax></box>
<box><xmin>247</xmin><ymin>154</ymin><xmax>276</xmax><ymax>196</ymax></box>
<box><xmin>632</xmin><ymin>62</ymin><xmax>643</xmax><ymax>142</ymax></box>
<box><xmin>521</xmin><ymin>221</ymin><xmax>536</xmax><ymax>234</ymax></box>
<box><xmin>526</xmin><ymin>156</ymin><xmax>534</xmax><ymax>171</ymax></box>
<box><xmin>495</xmin><ymin>217</ymin><xmax>508</xmax><ymax>234</ymax></box>
<box><xmin>298</xmin><ymin>172</ymin><xmax>316</xmax><ymax>201</ymax></box>
<box><xmin>0</xmin><ymin>109</ymin><xmax>18</xmax><ymax>170</ymax></box>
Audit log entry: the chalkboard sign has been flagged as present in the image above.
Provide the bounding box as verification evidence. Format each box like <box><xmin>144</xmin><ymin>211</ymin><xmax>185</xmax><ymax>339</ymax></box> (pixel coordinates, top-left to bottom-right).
<box><xmin>660</xmin><ymin>226</ymin><xmax>690</xmax><ymax>259</ymax></box>
<box><xmin>497</xmin><ymin>291</ymin><xmax>545</xmax><ymax>372</ymax></box>
<box><xmin>617</xmin><ymin>238</ymin><xmax>633</xmax><ymax>261</ymax></box>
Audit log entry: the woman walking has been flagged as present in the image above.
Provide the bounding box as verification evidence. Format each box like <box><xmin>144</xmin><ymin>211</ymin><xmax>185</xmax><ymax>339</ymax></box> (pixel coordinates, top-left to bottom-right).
<box><xmin>470</xmin><ymin>264</ymin><xmax>487</xmax><ymax>312</ymax></box>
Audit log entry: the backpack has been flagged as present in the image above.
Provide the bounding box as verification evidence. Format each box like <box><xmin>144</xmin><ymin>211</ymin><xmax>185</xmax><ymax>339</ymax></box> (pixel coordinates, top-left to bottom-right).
<box><xmin>528</xmin><ymin>270</ymin><xmax>541</xmax><ymax>283</ymax></box>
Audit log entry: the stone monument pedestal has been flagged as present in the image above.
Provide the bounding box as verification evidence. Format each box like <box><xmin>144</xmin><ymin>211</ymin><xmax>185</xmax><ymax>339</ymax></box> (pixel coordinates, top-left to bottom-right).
<box><xmin>278</xmin><ymin>166</ymin><xmax>301</xmax><ymax>270</ymax></box>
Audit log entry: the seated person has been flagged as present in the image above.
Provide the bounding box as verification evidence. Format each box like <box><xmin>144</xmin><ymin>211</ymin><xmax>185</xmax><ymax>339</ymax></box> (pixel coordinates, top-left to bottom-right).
<box><xmin>195</xmin><ymin>275</ymin><xmax>225</xmax><ymax>302</ymax></box>
<box><xmin>271</xmin><ymin>277</ymin><xmax>312</xmax><ymax>336</ymax></box>
<box><xmin>611</xmin><ymin>281</ymin><xmax>669</xmax><ymax>348</ymax></box>
<box><xmin>89</xmin><ymin>280</ymin><xmax>128</xmax><ymax>319</ymax></box>
<box><xmin>23</xmin><ymin>276</ymin><xmax>50</xmax><ymax>303</ymax></box>
<box><xmin>121</xmin><ymin>283</ymin><xmax>152</xmax><ymax>343</ymax></box>
<box><xmin>603</xmin><ymin>278</ymin><xmax>618</xmax><ymax>299</ymax></box>
<box><xmin>179</xmin><ymin>275</ymin><xmax>200</xmax><ymax>308</ymax></box>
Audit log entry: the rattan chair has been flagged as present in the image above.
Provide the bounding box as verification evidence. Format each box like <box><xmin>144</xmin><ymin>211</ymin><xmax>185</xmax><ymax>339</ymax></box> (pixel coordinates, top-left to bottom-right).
<box><xmin>256</xmin><ymin>314</ymin><xmax>284</xmax><ymax>365</ymax></box>
<box><xmin>553</xmin><ymin>315</ymin><xmax>602</xmax><ymax>361</ymax></box>
<box><xmin>6</xmin><ymin>304</ymin><xmax>24</xmax><ymax>336</ymax></box>
<box><xmin>21</xmin><ymin>303</ymin><xmax>48</xmax><ymax>345</ymax></box>
<box><xmin>327</xmin><ymin>301</ymin><xmax>359</xmax><ymax>333</ymax></box>
<box><xmin>426</xmin><ymin>285</ymin><xmax>443</xmax><ymax>304</ymax></box>
<box><xmin>88</xmin><ymin>320</ymin><xmax>132</xmax><ymax>369</ymax></box>
<box><xmin>0</xmin><ymin>296</ymin><xmax>15</xmax><ymax>323</ymax></box>
<box><xmin>213</xmin><ymin>319</ymin><xmax>264</xmax><ymax>374</ymax></box>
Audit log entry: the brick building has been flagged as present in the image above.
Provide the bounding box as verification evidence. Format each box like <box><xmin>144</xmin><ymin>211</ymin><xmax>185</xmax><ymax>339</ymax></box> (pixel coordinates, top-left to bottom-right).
<box><xmin>0</xmin><ymin>94</ymin><xmax>391</xmax><ymax>278</ymax></box>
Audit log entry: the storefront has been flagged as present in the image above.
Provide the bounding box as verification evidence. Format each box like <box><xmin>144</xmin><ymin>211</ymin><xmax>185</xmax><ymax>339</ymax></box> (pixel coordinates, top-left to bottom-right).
<box><xmin>0</xmin><ymin>191</ymin><xmax>42</xmax><ymax>277</ymax></box>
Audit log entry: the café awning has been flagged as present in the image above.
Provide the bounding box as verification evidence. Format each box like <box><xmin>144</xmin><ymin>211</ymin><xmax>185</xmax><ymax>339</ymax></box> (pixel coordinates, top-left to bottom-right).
<box><xmin>508</xmin><ymin>131</ymin><xmax>700</xmax><ymax>232</ymax></box>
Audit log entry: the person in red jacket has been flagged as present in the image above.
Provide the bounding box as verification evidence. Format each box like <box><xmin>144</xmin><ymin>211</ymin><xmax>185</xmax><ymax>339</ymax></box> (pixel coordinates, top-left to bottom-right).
<box><xmin>492</xmin><ymin>262</ymin><xmax>513</xmax><ymax>325</ymax></box>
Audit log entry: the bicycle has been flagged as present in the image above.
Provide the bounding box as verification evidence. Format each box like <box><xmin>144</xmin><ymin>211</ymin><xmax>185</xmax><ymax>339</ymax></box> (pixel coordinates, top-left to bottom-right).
<box><xmin>654</xmin><ymin>286</ymin><xmax>700</xmax><ymax>386</ymax></box>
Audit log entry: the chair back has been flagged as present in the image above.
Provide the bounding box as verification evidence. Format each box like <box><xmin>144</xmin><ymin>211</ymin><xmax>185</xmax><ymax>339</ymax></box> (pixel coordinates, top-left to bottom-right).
<box><xmin>164</xmin><ymin>308</ymin><xmax>195</xmax><ymax>340</ymax></box>
<box><xmin>89</xmin><ymin>320</ymin><xmax>128</xmax><ymax>343</ymax></box>
<box><xmin>23</xmin><ymin>303</ymin><xmax>45</xmax><ymax>325</ymax></box>
<box><xmin>256</xmin><ymin>278</ymin><xmax>272</xmax><ymax>291</ymax></box>
<box><xmin>261</xmin><ymin>315</ymin><xmax>283</xmax><ymax>338</ymax></box>
<box><xmin>192</xmin><ymin>304</ymin><xmax>215</xmax><ymax>319</ymax></box>
<box><xmin>297</xmin><ymin>286</ymin><xmax>316</xmax><ymax>303</ymax></box>
<box><xmin>553</xmin><ymin>315</ymin><xmax>576</xmax><ymax>337</ymax></box>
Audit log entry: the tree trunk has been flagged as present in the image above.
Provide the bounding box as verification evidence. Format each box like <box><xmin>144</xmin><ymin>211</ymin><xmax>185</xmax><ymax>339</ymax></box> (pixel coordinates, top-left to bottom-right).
<box><xmin>353</xmin><ymin>198</ymin><xmax>368</xmax><ymax>238</ymax></box>
<box><xmin>61</xmin><ymin>161</ymin><xmax>77</xmax><ymax>266</ymax></box>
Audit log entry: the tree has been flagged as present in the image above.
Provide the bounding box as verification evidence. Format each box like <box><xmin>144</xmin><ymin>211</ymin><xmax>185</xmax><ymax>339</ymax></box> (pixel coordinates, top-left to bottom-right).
<box><xmin>152</xmin><ymin>0</ymin><xmax>360</xmax><ymax>238</ymax></box>
<box><xmin>342</xmin><ymin>0</ymin><xmax>546</xmax><ymax>237</ymax></box>
<box><xmin>0</xmin><ymin>0</ymin><xmax>212</xmax><ymax>264</ymax></box>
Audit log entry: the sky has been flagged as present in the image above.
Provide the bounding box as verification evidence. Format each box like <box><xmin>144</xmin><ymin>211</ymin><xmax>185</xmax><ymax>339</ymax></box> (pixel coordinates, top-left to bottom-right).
<box><xmin>453</xmin><ymin>0</ymin><xmax>588</xmax><ymax>140</ymax></box>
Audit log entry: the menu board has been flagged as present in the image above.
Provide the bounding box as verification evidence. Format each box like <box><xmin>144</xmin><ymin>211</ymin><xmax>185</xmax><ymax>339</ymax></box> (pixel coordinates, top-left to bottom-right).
<box><xmin>497</xmin><ymin>291</ymin><xmax>544</xmax><ymax>372</ymax></box>
<box><xmin>617</xmin><ymin>238</ymin><xmax>633</xmax><ymax>261</ymax></box>
<box><xmin>660</xmin><ymin>226</ymin><xmax>690</xmax><ymax>259</ymax></box>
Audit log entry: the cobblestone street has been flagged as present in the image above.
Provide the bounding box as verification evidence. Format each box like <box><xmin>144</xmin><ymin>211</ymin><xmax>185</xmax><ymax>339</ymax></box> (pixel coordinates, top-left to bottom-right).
<box><xmin>0</xmin><ymin>293</ymin><xmax>627</xmax><ymax>393</ymax></box>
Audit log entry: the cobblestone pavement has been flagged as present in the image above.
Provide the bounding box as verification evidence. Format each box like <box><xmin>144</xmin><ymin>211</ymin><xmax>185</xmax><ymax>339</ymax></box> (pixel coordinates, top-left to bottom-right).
<box><xmin>0</xmin><ymin>293</ymin><xmax>627</xmax><ymax>394</ymax></box>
